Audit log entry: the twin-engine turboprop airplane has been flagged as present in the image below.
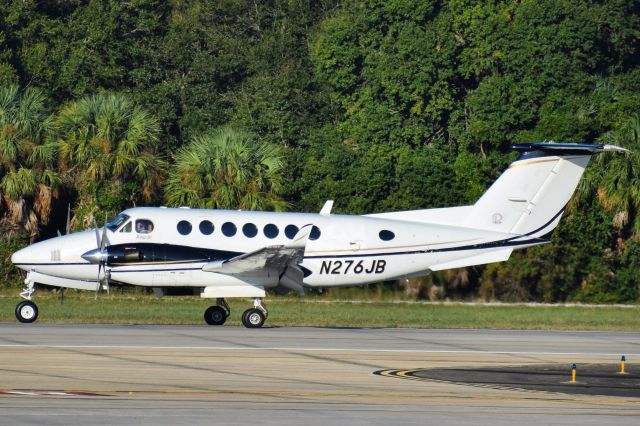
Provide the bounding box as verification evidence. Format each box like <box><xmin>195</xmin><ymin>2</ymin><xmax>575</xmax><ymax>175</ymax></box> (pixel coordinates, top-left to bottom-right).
<box><xmin>11</xmin><ymin>142</ymin><xmax>627</xmax><ymax>327</ymax></box>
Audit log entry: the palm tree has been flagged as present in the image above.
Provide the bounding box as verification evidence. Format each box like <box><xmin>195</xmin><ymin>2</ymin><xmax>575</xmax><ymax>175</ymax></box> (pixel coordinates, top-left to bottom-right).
<box><xmin>0</xmin><ymin>85</ymin><xmax>59</xmax><ymax>238</ymax></box>
<box><xmin>578</xmin><ymin>114</ymin><xmax>640</xmax><ymax>239</ymax></box>
<box><xmin>164</xmin><ymin>127</ymin><xmax>287</xmax><ymax>211</ymax></box>
<box><xmin>56</xmin><ymin>93</ymin><xmax>165</xmax><ymax>227</ymax></box>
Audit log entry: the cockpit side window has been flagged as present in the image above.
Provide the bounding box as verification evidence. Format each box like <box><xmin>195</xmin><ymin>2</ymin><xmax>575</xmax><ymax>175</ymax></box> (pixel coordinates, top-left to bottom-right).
<box><xmin>135</xmin><ymin>219</ymin><xmax>154</xmax><ymax>234</ymax></box>
<box><xmin>120</xmin><ymin>221</ymin><xmax>132</xmax><ymax>232</ymax></box>
<box><xmin>107</xmin><ymin>213</ymin><xmax>130</xmax><ymax>231</ymax></box>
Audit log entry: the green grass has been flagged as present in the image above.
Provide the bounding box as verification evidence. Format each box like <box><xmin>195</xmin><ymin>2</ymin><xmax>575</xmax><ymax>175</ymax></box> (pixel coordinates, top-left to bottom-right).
<box><xmin>1</xmin><ymin>292</ymin><xmax>639</xmax><ymax>330</ymax></box>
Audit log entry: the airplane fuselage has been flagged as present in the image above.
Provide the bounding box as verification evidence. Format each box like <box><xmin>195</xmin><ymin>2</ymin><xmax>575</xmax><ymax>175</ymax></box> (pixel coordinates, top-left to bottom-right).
<box><xmin>12</xmin><ymin>206</ymin><xmax>527</xmax><ymax>290</ymax></box>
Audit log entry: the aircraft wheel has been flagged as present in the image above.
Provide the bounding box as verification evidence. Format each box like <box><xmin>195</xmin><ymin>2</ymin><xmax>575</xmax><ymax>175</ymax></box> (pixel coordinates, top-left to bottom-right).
<box><xmin>15</xmin><ymin>301</ymin><xmax>39</xmax><ymax>323</ymax></box>
<box><xmin>241</xmin><ymin>308</ymin><xmax>265</xmax><ymax>328</ymax></box>
<box><xmin>204</xmin><ymin>306</ymin><xmax>227</xmax><ymax>325</ymax></box>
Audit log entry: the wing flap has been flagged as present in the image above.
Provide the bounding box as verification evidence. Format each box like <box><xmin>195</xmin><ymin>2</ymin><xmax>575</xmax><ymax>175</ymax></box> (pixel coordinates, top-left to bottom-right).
<box><xmin>202</xmin><ymin>224</ymin><xmax>312</xmax><ymax>278</ymax></box>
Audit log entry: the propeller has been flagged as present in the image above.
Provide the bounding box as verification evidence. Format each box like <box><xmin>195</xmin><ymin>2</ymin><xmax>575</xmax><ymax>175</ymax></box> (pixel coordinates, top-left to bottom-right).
<box><xmin>81</xmin><ymin>215</ymin><xmax>111</xmax><ymax>299</ymax></box>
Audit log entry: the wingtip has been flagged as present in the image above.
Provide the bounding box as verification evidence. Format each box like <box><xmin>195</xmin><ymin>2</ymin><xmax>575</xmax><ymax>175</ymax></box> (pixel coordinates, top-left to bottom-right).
<box><xmin>601</xmin><ymin>144</ymin><xmax>631</xmax><ymax>153</ymax></box>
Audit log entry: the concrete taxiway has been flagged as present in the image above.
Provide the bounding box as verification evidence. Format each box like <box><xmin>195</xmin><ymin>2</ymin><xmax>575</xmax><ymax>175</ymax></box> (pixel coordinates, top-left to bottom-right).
<box><xmin>0</xmin><ymin>324</ymin><xmax>639</xmax><ymax>425</ymax></box>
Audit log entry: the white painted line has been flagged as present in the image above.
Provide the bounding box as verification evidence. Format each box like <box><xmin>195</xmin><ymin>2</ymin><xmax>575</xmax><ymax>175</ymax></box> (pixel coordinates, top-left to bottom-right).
<box><xmin>0</xmin><ymin>343</ymin><xmax>637</xmax><ymax>357</ymax></box>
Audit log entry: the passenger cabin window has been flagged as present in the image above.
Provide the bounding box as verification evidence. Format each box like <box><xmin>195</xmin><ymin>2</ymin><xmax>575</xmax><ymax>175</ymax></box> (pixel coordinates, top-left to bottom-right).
<box><xmin>264</xmin><ymin>224</ymin><xmax>279</xmax><ymax>239</ymax></box>
<box><xmin>243</xmin><ymin>223</ymin><xmax>257</xmax><ymax>238</ymax></box>
<box><xmin>177</xmin><ymin>220</ymin><xmax>192</xmax><ymax>235</ymax></box>
<box><xmin>379</xmin><ymin>230</ymin><xmax>395</xmax><ymax>241</ymax></box>
<box><xmin>135</xmin><ymin>219</ymin><xmax>154</xmax><ymax>234</ymax></box>
<box><xmin>222</xmin><ymin>222</ymin><xmax>237</xmax><ymax>237</ymax></box>
<box><xmin>107</xmin><ymin>213</ymin><xmax>129</xmax><ymax>231</ymax></box>
<box><xmin>120</xmin><ymin>221</ymin><xmax>132</xmax><ymax>233</ymax></box>
<box><xmin>199</xmin><ymin>220</ymin><xmax>214</xmax><ymax>235</ymax></box>
<box><xmin>310</xmin><ymin>226</ymin><xmax>321</xmax><ymax>240</ymax></box>
<box><xmin>284</xmin><ymin>224</ymin><xmax>299</xmax><ymax>240</ymax></box>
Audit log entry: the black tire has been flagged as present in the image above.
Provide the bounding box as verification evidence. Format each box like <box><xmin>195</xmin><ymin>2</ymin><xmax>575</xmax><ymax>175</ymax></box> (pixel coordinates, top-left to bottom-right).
<box><xmin>204</xmin><ymin>306</ymin><xmax>227</xmax><ymax>325</ymax></box>
<box><xmin>241</xmin><ymin>308</ymin><xmax>251</xmax><ymax>326</ymax></box>
<box><xmin>15</xmin><ymin>301</ymin><xmax>38</xmax><ymax>323</ymax></box>
<box><xmin>241</xmin><ymin>308</ymin><xmax>265</xmax><ymax>328</ymax></box>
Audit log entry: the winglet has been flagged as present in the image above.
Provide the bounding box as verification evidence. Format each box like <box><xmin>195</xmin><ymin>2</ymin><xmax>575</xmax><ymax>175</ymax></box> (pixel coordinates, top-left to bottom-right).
<box><xmin>320</xmin><ymin>200</ymin><xmax>334</xmax><ymax>216</ymax></box>
<box><xmin>286</xmin><ymin>224</ymin><xmax>313</xmax><ymax>249</ymax></box>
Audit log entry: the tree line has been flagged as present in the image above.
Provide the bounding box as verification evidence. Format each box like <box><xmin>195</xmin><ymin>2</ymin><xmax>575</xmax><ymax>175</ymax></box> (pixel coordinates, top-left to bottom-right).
<box><xmin>0</xmin><ymin>0</ymin><xmax>639</xmax><ymax>303</ymax></box>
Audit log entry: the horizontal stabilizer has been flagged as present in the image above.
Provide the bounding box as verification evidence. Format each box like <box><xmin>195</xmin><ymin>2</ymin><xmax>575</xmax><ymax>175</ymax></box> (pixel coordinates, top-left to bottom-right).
<box><xmin>512</xmin><ymin>142</ymin><xmax>629</xmax><ymax>154</ymax></box>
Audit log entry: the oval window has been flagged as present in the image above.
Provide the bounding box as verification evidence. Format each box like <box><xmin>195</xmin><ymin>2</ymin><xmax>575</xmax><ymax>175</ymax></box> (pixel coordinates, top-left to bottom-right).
<box><xmin>284</xmin><ymin>224</ymin><xmax>299</xmax><ymax>240</ymax></box>
<box><xmin>136</xmin><ymin>219</ymin><xmax>154</xmax><ymax>234</ymax></box>
<box><xmin>221</xmin><ymin>222</ymin><xmax>237</xmax><ymax>237</ymax></box>
<box><xmin>243</xmin><ymin>223</ymin><xmax>258</xmax><ymax>238</ymax></box>
<box><xmin>199</xmin><ymin>220</ymin><xmax>214</xmax><ymax>235</ymax></box>
<box><xmin>177</xmin><ymin>220</ymin><xmax>192</xmax><ymax>235</ymax></box>
<box><xmin>310</xmin><ymin>226</ymin><xmax>321</xmax><ymax>240</ymax></box>
<box><xmin>263</xmin><ymin>224</ymin><xmax>279</xmax><ymax>239</ymax></box>
<box><xmin>379</xmin><ymin>230</ymin><xmax>395</xmax><ymax>241</ymax></box>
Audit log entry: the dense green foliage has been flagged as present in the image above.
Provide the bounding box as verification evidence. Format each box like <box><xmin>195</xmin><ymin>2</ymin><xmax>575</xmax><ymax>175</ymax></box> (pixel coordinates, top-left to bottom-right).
<box><xmin>0</xmin><ymin>0</ymin><xmax>638</xmax><ymax>303</ymax></box>
<box><xmin>165</xmin><ymin>127</ymin><xmax>286</xmax><ymax>210</ymax></box>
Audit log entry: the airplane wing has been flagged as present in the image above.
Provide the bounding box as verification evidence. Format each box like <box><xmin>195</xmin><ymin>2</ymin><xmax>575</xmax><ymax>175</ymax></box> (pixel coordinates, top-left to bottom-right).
<box><xmin>201</xmin><ymin>224</ymin><xmax>312</xmax><ymax>294</ymax></box>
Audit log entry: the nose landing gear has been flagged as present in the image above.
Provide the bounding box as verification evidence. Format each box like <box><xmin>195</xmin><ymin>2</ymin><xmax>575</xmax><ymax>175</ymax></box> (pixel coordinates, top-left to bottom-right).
<box><xmin>16</xmin><ymin>280</ymin><xmax>38</xmax><ymax>323</ymax></box>
<box><xmin>16</xmin><ymin>300</ymin><xmax>38</xmax><ymax>323</ymax></box>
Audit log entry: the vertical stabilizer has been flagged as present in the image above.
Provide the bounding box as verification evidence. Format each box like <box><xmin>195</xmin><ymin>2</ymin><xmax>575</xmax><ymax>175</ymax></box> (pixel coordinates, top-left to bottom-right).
<box><xmin>464</xmin><ymin>143</ymin><xmax>627</xmax><ymax>237</ymax></box>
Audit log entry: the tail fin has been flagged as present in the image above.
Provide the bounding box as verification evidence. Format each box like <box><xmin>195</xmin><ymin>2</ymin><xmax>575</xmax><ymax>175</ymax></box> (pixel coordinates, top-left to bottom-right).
<box><xmin>465</xmin><ymin>142</ymin><xmax>628</xmax><ymax>237</ymax></box>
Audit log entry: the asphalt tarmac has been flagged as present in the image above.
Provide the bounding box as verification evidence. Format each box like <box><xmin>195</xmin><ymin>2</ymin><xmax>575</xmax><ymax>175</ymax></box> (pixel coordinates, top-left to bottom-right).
<box><xmin>0</xmin><ymin>324</ymin><xmax>639</xmax><ymax>425</ymax></box>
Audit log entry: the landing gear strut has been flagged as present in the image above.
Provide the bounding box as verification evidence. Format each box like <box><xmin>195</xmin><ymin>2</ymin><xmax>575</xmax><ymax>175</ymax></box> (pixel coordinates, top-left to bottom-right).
<box><xmin>16</xmin><ymin>279</ymin><xmax>38</xmax><ymax>323</ymax></box>
<box><xmin>241</xmin><ymin>298</ymin><xmax>267</xmax><ymax>328</ymax></box>
<box><xmin>204</xmin><ymin>298</ymin><xmax>229</xmax><ymax>325</ymax></box>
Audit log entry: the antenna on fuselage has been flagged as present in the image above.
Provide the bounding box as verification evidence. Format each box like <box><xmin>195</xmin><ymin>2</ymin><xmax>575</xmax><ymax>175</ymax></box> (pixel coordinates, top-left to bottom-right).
<box><xmin>320</xmin><ymin>200</ymin><xmax>334</xmax><ymax>216</ymax></box>
<box><xmin>56</xmin><ymin>204</ymin><xmax>72</xmax><ymax>237</ymax></box>
<box><xmin>65</xmin><ymin>203</ymin><xmax>71</xmax><ymax>235</ymax></box>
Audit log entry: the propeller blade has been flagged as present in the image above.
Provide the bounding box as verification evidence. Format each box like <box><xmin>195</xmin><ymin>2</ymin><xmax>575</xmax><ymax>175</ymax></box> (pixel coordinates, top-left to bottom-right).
<box><xmin>105</xmin><ymin>269</ymin><xmax>111</xmax><ymax>295</ymax></box>
<box><xmin>93</xmin><ymin>217</ymin><xmax>101</xmax><ymax>249</ymax></box>
<box><xmin>100</xmin><ymin>224</ymin><xmax>108</xmax><ymax>251</ymax></box>
<box><xmin>100</xmin><ymin>212</ymin><xmax>111</xmax><ymax>250</ymax></box>
<box><xmin>95</xmin><ymin>262</ymin><xmax>102</xmax><ymax>299</ymax></box>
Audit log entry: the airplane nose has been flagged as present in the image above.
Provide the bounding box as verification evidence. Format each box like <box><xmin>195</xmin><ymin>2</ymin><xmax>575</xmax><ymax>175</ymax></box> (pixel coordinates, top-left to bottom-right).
<box><xmin>11</xmin><ymin>246</ymin><xmax>33</xmax><ymax>266</ymax></box>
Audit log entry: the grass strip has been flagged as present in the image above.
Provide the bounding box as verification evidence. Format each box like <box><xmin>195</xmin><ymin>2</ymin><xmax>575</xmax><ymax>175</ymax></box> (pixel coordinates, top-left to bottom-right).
<box><xmin>0</xmin><ymin>293</ymin><xmax>638</xmax><ymax>330</ymax></box>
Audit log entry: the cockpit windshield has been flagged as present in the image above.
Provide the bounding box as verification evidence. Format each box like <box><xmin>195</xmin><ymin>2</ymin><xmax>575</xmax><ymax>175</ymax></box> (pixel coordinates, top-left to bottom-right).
<box><xmin>107</xmin><ymin>213</ymin><xmax>130</xmax><ymax>231</ymax></box>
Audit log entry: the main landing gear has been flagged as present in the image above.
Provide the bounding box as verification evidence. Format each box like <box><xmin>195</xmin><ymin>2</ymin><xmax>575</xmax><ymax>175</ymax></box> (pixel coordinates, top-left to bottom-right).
<box><xmin>16</xmin><ymin>280</ymin><xmax>38</xmax><ymax>323</ymax></box>
<box><xmin>204</xmin><ymin>298</ymin><xmax>230</xmax><ymax>325</ymax></box>
<box><xmin>241</xmin><ymin>298</ymin><xmax>267</xmax><ymax>329</ymax></box>
<box><xmin>202</xmin><ymin>298</ymin><xmax>268</xmax><ymax>328</ymax></box>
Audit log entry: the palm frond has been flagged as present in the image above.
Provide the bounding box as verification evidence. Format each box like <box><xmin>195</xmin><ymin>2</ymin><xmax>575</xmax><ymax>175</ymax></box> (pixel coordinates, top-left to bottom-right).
<box><xmin>164</xmin><ymin>126</ymin><xmax>286</xmax><ymax>210</ymax></box>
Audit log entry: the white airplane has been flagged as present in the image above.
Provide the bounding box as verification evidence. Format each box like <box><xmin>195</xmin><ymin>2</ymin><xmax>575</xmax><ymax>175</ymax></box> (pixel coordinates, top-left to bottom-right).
<box><xmin>11</xmin><ymin>142</ymin><xmax>626</xmax><ymax>327</ymax></box>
